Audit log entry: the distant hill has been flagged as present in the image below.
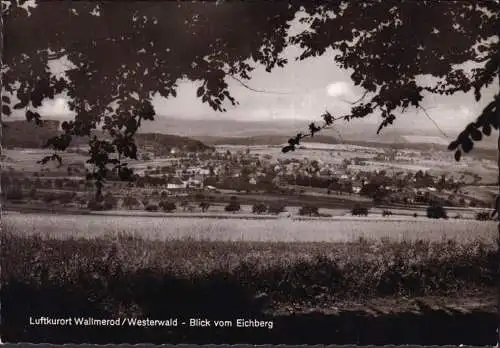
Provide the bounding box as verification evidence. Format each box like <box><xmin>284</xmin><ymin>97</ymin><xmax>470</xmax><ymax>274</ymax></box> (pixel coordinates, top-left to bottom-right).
<box><xmin>2</xmin><ymin>120</ymin><xmax>62</xmax><ymax>148</ymax></box>
<box><xmin>140</xmin><ymin>116</ymin><xmax>499</xmax><ymax>151</ymax></box>
<box><xmin>135</xmin><ymin>133</ymin><xmax>213</xmax><ymax>154</ymax></box>
<box><xmin>193</xmin><ymin>134</ymin><xmax>341</xmax><ymax>146</ymax></box>
<box><xmin>2</xmin><ymin>120</ymin><xmax>212</xmax><ymax>154</ymax></box>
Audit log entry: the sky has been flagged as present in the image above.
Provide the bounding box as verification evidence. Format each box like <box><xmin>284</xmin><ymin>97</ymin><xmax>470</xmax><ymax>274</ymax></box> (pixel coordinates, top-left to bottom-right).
<box><xmin>12</xmin><ymin>6</ymin><xmax>500</xmax><ymax>136</ymax></box>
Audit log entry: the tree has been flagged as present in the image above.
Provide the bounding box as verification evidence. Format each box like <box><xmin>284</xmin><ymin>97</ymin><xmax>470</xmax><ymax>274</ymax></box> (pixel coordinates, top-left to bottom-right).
<box><xmin>180</xmin><ymin>200</ymin><xmax>189</xmax><ymax>211</ymax></box>
<box><xmin>267</xmin><ymin>202</ymin><xmax>286</xmax><ymax>215</ymax></box>
<box><xmin>3</xmin><ymin>1</ymin><xmax>295</xmax><ymax>199</ymax></box>
<box><xmin>145</xmin><ymin>204</ymin><xmax>158</xmax><ymax>212</ymax></box>
<box><xmin>123</xmin><ymin>195</ymin><xmax>139</xmax><ymax>210</ymax></box>
<box><xmin>426</xmin><ymin>202</ymin><xmax>448</xmax><ymax>220</ymax></box>
<box><xmin>199</xmin><ymin>201</ymin><xmax>210</xmax><ymax>212</ymax></box>
<box><xmin>298</xmin><ymin>205</ymin><xmax>319</xmax><ymax>217</ymax></box>
<box><xmin>252</xmin><ymin>202</ymin><xmax>267</xmax><ymax>214</ymax></box>
<box><xmin>103</xmin><ymin>192</ymin><xmax>117</xmax><ymax>210</ymax></box>
<box><xmin>352</xmin><ymin>204</ymin><xmax>369</xmax><ymax>216</ymax></box>
<box><xmin>159</xmin><ymin>201</ymin><xmax>176</xmax><ymax>213</ymax></box>
<box><xmin>225</xmin><ymin>196</ymin><xmax>241</xmax><ymax>213</ymax></box>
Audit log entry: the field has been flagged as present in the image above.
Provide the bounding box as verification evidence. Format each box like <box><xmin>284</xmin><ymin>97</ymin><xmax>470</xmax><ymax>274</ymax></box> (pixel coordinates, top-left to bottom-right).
<box><xmin>1</xmin><ymin>220</ymin><xmax>496</xmax><ymax>344</ymax></box>
<box><xmin>3</xmin><ymin>213</ymin><xmax>497</xmax><ymax>244</ymax></box>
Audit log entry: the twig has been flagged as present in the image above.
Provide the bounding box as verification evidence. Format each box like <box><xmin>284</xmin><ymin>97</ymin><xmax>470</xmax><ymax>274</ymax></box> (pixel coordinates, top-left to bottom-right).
<box><xmin>339</xmin><ymin>90</ymin><xmax>369</xmax><ymax>105</ymax></box>
<box><xmin>417</xmin><ymin>105</ymin><xmax>450</xmax><ymax>138</ymax></box>
<box><xmin>228</xmin><ymin>75</ymin><xmax>294</xmax><ymax>95</ymax></box>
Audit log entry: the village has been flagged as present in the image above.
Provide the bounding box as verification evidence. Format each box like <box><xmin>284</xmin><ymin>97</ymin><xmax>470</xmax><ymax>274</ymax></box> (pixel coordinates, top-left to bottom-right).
<box><xmin>3</xmin><ymin>138</ymin><xmax>494</xmax><ymax>218</ymax></box>
<box><xmin>122</xmin><ymin>142</ymin><xmax>494</xmax><ymax>209</ymax></box>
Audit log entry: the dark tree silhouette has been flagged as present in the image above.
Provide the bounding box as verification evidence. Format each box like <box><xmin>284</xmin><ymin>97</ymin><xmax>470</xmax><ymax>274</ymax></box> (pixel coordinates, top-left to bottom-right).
<box><xmin>2</xmin><ymin>1</ymin><xmax>295</xmax><ymax>199</ymax></box>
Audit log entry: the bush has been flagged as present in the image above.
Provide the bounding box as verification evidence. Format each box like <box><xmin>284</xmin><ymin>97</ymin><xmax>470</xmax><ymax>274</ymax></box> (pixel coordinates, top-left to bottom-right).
<box><xmin>382</xmin><ymin>210</ymin><xmax>392</xmax><ymax>217</ymax></box>
<box><xmin>28</xmin><ymin>188</ymin><xmax>38</xmax><ymax>199</ymax></box>
<box><xmin>87</xmin><ymin>200</ymin><xmax>104</xmax><ymax>211</ymax></box>
<box><xmin>426</xmin><ymin>203</ymin><xmax>448</xmax><ymax>219</ymax></box>
<box><xmin>299</xmin><ymin>205</ymin><xmax>319</xmax><ymax>216</ymax></box>
<box><xmin>413</xmin><ymin>213</ymin><xmax>418</xmax><ymax>218</ymax></box>
<box><xmin>199</xmin><ymin>202</ymin><xmax>210</xmax><ymax>212</ymax></box>
<box><xmin>145</xmin><ymin>204</ymin><xmax>159</xmax><ymax>212</ymax></box>
<box><xmin>475</xmin><ymin>211</ymin><xmax>491</xmax><ymax>221</ymax></box>
<box><xmin>159</xmin><ymin>201</ymin><xmax>176</xmax><ymax>212</ymax></box>
<box><xmin>252</xmin><ymin>202</ymin><xmax>267</xmax><ymax>214</ymax></box>
<box><xmin>351</xmin><ymin>204</ymin><xmax>369</xmax><ymax>216</ymax></box>
<box><xmin>4</xmin><ymin>187</ymin><xmax>24</xmax><ymax>201</ymax></box>
<box><xmin>225</xmin><ymin>202</ymin><xmax>241</xmax><ymax>213</ymax></box>
<box><xmin>267</xmin><ymin>202</ymin><xmax>286</xmax><ymax>215</ymax></box>
<box><xmin>123</xmin><ymin>195</ymin><xmax>140</xmax><ymax>209</ymax></box>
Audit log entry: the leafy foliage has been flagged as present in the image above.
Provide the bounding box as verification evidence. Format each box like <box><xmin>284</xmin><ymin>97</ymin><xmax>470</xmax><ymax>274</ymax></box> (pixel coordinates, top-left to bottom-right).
<box><xmin>3</xmin><ymin>1</ymin><xmax>296</xmax><ymax>196</ymax></box>
<box><xmin>281</xmin><ymin>1</ymin><xmax>499</xmax><ymax>158</ymax></box>
<box><xmin>3</xmin><ymin>1</ymin><xmax>499</xmax><ymax>200</ymax></box>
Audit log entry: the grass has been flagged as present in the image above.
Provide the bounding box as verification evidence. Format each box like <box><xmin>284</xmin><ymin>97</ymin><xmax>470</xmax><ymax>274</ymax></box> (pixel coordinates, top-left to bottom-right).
<box><xmin>2</xmin><ymin>224</ymin><xmax>496</xmax><ymax>343</ymax></box>
<box><xmin>2</xmin><ymin>226</ymin><xmax>496</xmax><ymax>302</ymax></box>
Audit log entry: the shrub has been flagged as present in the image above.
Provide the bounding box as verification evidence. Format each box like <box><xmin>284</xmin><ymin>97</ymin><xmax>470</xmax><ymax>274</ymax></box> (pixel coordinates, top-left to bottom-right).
<box><xmin>252</xmin><ymin>202</ymin><xmax>267</xmax><ymax>214</ymax></box>
<box><xmin>426</xmin><ymin>203</ymin><xmax>448</xmax><ymax>219</ymax></box>
<box><xmin>413</xmin><ymin>213</ymin><xmax>418</xmax><ymax>218</ymax></box>
<box><xmin>5</xmin><ymin>187</ymin><xmax>24</xmax><ymax>201</ymax></box>
<box><xmin>351</xmin><ymin>204</ymin><xmax>369</xmax><ymax>216</ymax></box>
<box><xmin>475</xmin><ymin>211</ymin><xmax>491</xmax><ymax>221</ymax></box>
<box><xmin>123</xmin><ymin>195</ymin><xmax>140</xmax><ymax>209</ymax></box>
<box><xmin>225</xmin><ymin>202</ymin><xmax>241</xmax><ymax>213</ymax></box>
<box><xmin>28</xmin><ymin>188</ymin><xmax>38</xmax><ymax>199</ymax></box>
<box><xmin>267</xmin><ymin>202</ymin><xmax>286</xmax><ymax>215</ymax></box>
<box><xmin>87</xmin><ymin>200</ymin><xmax>104</xmax><ymax>211</ymax></box>
<box><xmin>145</xmin><ymin>204</ymin><xmax>159</xmax><ymax>212</ymax></box>
<box><xmin>159</xmin><ymin>201</ymin><xmax>176</xmax><ymax>212</ymax></box>
<box><xmin>299</xmin><ymin>205</ymin><xmax>319</xmax><ymax>216</ymax></box>
<box><xmin>199</xmin><ymin>202</ymin><xmax>210</xmax><ymax>212</ymax></box>
<box><xmin>382</xmin><ymin>210</ymin><xmax>392</xmax><ymax>217</ymax></box>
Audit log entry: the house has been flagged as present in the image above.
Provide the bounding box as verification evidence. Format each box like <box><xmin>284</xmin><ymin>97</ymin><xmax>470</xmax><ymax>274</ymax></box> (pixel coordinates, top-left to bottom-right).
<box><xmin>166</xmin><ymin>177</ymin><xmax>186</xmax><ymax>189</ymax></box>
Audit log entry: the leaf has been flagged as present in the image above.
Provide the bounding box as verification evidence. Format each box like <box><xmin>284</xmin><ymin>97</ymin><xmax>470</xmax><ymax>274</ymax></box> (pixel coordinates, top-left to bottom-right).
<box><xmin>2</xmin><ymin>105</ymin><xmax>11</xmax><ymax>116</ymax></box>
<box><xmin>282</xmin><ymin>145</ymin><xmax>295</xmax><ymax>153</ymax></box>
<box><xmin>470</xmin><ymin>129</ymin><xmax>482</xmax><ymax>141</ymax></box>
<box><xmin>461</xmin><ymin>137</ymin><xmax>473</xmax><ymax>153</ymax></box>
<box><xmin>196</xmin><ymin>86</ymin><xmax>205</xmax><ymax>98</ymax></box>
<box><xmin>454</xmin><ymin>150</ymin><xmax>462</xmax><ymax>162</ymax></box>
<box><xmin>447</xmin><ymin>140</ymin><xmax>459</xmax><ymax>151</ymax></box>
<box><xmin>483</xmin><ymin>124</ymin><xmax>492</xmax><ymax>136</ymax></box>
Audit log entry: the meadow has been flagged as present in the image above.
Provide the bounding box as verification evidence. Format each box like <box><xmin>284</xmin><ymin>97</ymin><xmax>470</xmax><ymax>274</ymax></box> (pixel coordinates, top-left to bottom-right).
<box><xmin>3</xmin><ymin>212</ymin><xmax>497</xmax><ymax>243</ymax></box>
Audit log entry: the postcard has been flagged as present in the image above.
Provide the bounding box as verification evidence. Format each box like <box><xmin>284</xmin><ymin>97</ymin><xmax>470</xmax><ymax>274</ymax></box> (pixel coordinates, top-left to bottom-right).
<box><xmin>1</xmin><ymin>0</ymin><xmax>498</xmax><ymax>345</ymax></box>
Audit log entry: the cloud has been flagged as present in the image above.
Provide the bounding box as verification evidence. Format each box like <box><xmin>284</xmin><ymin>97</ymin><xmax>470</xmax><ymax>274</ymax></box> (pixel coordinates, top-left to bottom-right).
<box><xmin>38</xmin><ymin>97</ymin><xmax>72</xmax><ymax>117</ymax></box>
<box><xmin>326</xmin><ymin>82</ymin><xmax>353</xmax><ymax>98</ymax></box>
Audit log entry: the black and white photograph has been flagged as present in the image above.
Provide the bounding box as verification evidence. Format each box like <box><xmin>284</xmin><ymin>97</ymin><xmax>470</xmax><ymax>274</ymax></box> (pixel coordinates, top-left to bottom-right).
<box><xmin>1</xmin><ymin>0</ymin><xmax>499</xmax><ymax>345</ymax></box>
